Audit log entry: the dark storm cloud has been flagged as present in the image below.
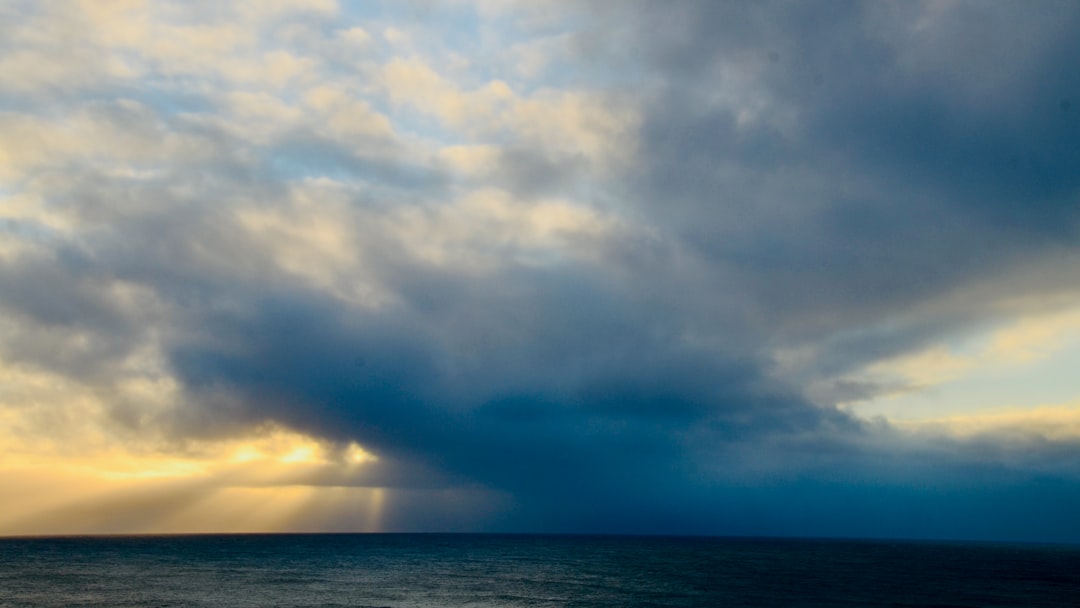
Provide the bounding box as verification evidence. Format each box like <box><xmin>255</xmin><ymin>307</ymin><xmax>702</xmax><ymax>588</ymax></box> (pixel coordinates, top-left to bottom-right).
<box><xmin>602</xmin><ymin>0</ymin><xmax>1080</xmax><ymax>364</ymax></box>
<box><xmin>160</xmin><ymin>256</ymin><xmax>852</xmax><ymax>506</ymax></box>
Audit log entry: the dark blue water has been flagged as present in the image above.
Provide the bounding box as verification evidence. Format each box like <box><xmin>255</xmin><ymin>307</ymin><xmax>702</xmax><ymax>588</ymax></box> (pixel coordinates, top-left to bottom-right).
<box><xmin>1</xmin><ymin>534</ymin><xmax>1078</xmax><ymax>607</ymax></box>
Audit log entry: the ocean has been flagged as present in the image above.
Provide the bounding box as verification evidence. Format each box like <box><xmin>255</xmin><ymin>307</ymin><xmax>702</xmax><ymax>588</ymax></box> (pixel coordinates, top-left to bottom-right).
<box><xmin>1</xmin><ymin>534</ymin><xmax>1078</xmax><ymax>607</ymax></box>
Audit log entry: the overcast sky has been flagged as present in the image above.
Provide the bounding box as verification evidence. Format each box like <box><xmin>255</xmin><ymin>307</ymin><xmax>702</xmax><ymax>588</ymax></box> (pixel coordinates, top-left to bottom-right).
<box><xmin>2</xmin><ymin>0</ymin><xmax>1080</xmax><ymax>541</ymax></box>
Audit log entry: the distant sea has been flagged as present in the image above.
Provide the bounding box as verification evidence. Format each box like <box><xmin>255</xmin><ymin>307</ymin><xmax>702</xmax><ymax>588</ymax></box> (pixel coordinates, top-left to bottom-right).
<box><xmin>1</xmin><ymin>534</ymin><xmax>1078</xmax><ymax>607</ymax></box>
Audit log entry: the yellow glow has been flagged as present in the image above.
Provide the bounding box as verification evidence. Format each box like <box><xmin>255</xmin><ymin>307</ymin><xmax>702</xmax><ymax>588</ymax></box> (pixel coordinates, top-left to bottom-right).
<box><xmin>880</xmin><ymin>303</ymin><xmax>1080</xmax><ymax>386</ymax></box>
<box><xmin>832</xmin><ymin>300</ymin><xmax>1080</xmax><ymax>425</ymax></box>
<box><xmin>379</xmin><ymin>56</ymin><xmax>637</xmax><ymax>170</ymax></box>
<box><xmin>0</xmin><ymin>465</ymin><xmax>392</xmax><ymax>536</ymax></box>
<box><xmin>985</xmin><ymin>306</ymin><xmax>1080</xmax><ymax>363</ymax></box>
<box><xmin>346</xmin><ymin>442</ymin><xmax>378</xmax><ymax>464</ymax></box>
<box><xmin>280</xmin><ymin>446</ymin><xmax>317</xmax><ymax>464</ymax></box>
<box><xmin>860</xmin><ymin>345</ymin><xmax>974</xmax><ymax>392</ymax></box>
<box><xmin>0</xmin><ymin>392</ymin><xmax>389</xmax><ymax>535</ymax></box>
<box><xmin>895</xmin><ymin>402</ymin><xmax>1080</xmax><ymax>440</ymax></box>
<box><xmin>230</xmin><ymin>445</ymin><xmax>263</xmax><ymax>464</ymax></box>
<box><xmin>393</xmin><ymin>188</ymin><xmax>616</xmax><ymax>272</ymax></box>
<box><xmin>214</xmin><ymin>428</ymin><xmax>338</xmax><ymax>466</ymax></box>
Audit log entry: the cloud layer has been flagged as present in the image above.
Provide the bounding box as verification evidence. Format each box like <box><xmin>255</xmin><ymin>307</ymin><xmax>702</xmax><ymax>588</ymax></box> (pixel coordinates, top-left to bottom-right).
<box><xmin>2</xmin><ymin>0</ymin><xmax>1080</xmax><ymax>540</ymax></box>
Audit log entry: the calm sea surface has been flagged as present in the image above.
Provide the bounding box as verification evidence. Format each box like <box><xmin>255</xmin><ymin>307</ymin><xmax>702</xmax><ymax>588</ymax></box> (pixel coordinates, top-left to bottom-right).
<box><xmin>1</xmin><ymin>534</ymin><xmax>1078</xmax><ymax>607</ymax></box>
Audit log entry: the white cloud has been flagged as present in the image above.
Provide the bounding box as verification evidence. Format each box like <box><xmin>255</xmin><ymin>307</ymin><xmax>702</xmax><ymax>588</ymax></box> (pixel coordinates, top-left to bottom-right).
<box><xmin>380</xmin><ymin>56</ymin><xmax>638</xmax><ymax>170</ymax></box>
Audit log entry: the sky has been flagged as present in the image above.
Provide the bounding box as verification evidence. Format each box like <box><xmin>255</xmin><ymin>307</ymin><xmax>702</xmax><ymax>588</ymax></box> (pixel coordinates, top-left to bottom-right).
<box><xmin>1</xmin><ymin>0</ymin><xmax>1080</xmax><ymax>542</ymax></box>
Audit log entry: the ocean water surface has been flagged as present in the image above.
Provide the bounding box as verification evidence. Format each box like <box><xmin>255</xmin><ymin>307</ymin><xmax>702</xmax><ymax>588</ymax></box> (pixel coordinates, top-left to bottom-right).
<box><xmin>1</xmin><ymin>534</ymin><xmax>1078</xmax><ymax>607</ymax></box>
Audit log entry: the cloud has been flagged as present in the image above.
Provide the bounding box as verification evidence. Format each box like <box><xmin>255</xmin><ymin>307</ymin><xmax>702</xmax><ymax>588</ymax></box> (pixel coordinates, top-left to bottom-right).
<box><xmin>606</xmin><ymin>0</ymin><xmax>1080</xmax><ymax>371</ymax></box>
<box><xmin>3</xmin><ymin>0</ymin><xmax>1080</xmax><ymax>539</ymax></box>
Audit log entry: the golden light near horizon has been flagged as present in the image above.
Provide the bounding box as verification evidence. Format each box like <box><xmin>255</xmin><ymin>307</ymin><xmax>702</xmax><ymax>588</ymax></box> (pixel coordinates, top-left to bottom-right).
<box><xmin>0</xmin><ymin>418</ymin><xmax>388</xmax><ymax>536</ymax></box>
<box><xmin>0</xmin><ymin>336</ymin><xmax>392</xmax><ymax>536</ymax></box>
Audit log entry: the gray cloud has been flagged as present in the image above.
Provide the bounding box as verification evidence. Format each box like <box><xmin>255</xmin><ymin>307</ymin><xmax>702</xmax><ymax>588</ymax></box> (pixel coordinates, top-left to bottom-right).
<box><xmin>603</xmin><ymin>0</ymin><xmax>1080</xmax><ymax>363</ymax></box>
